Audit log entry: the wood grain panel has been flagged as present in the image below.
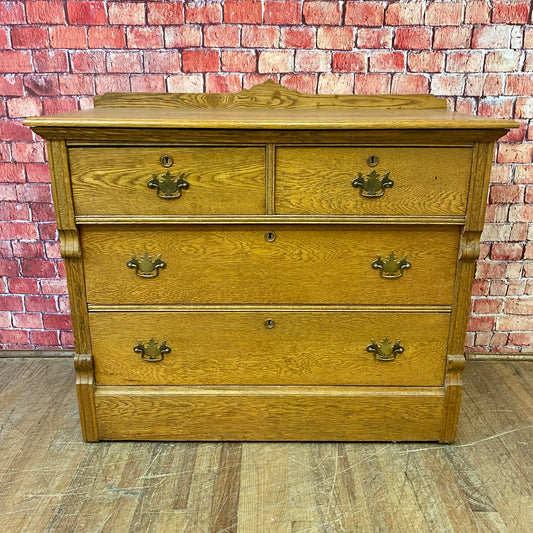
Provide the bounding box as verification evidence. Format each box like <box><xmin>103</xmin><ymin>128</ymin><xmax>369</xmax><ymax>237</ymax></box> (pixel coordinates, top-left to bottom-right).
<box><xmin>81</xmin><ymin>225</ymin><xmax>460</xmax><ymax>305</ymax></box>
<box><xmin>89</xmin><ymin>310</ymin><xmax>450</xmax><ymax>387</ymax></box>
<box><xmin>94</xmin><ymin>385</ymin><xmax>444</xmax><ymax>441</ymax></box>
<box><xmin>69</xmin><ymin>146</ymin><xmax>266</xmax><ymax>215</ymax></box>
<box><xmin>276</xmin><ymin>146</ymin><xmax>472</xmax><ymax>216</ymax></box>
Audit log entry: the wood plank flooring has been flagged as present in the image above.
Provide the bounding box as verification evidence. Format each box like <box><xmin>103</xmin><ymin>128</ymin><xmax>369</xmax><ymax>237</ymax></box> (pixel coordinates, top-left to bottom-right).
<box><xmin>0</xmin><ymin>358</ymin><xmax>531</xmax><ymax>533</ymax></box>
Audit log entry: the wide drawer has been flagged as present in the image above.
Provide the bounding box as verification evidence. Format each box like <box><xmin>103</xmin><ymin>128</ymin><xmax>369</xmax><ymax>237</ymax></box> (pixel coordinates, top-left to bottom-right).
<box><xmin>275</xmin><ymin>146</ymin><xmax>472</xmax><ymax>216</ymax></box>
<box><xmin>89</xmin><ymin>310</ymin><xmax>450</xmax><ymax>386</ymax></box>
<box><xmin>69</xmin><ymin>146</ymin><xmax>266</xmax><ymax>215</ymax></box>
<box><xmin>81</xmin><ymin>225</ymin><xmax>460</xmax><ymax>305</ymax></box>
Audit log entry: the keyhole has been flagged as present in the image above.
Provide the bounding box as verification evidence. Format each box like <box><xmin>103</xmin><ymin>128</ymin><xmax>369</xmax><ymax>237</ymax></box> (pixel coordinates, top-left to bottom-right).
<box><xmin>160</xmin><ymin>154</ymin><xmax>174</xmax><ymax>168</ymax></box>
<box><xmin>264</xmin><ymin>319</ymin><xmax>275</xmax><ymax>329</ymax></box>
<box><xmin>367</xmin><ymin>155</ymin><xmax>379</xmax><ymax>167</ymax></box>
<box><xmin>264</xmin><ymin>231</ymin><xmax>276</xmax><ymax>242</ymax></box>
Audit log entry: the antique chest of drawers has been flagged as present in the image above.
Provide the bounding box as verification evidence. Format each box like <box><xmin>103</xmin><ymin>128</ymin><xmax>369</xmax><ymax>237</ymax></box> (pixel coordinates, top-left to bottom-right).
<box><xmin>26</xmin><ymin>82</ymin><xmax>515</xmax><ymax>442</ymax></box>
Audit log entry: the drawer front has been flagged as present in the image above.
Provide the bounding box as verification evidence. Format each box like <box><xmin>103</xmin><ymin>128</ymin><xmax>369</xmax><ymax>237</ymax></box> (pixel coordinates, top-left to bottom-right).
<box><xmin>82</xmin><ymin>225</ymin><xmax>460</xmax><ymax>305</ymax></box>
<box><xmin>89</xmin><ymin>311</ymin><xmax>450</xmax><ymax>386</ymax></box>
<box><xmin>275</xmin><ymin>147</ymin><xmax>472</xmax><ymax>216</ymax></box>
<box><xmin>69</xmin><ymin>146</ymin><xmax>266</xmax><ymax>215</ymax></box>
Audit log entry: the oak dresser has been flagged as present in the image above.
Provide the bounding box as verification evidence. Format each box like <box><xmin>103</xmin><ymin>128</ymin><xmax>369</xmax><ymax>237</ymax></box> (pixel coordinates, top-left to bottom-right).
<box><xmin>25</xmin><ymin>82</ymin><xmax>516</xmax><ymax>442</ymax></box>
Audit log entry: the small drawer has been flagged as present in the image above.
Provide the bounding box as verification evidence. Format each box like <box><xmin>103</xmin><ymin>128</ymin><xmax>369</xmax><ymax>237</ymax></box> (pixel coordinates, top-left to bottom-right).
<box><xmin>275</xmin><ymin>146</ymin><xmax>472</xmax><ymax>216</ymax></box>
<box><xmin>89</xmin><ymin>310</ymin><xmax>450</xmax><ymax>386</ymax></box>
<box><xmin>81</xmin><ymin>224</ymin><xmax>460</xmax><ymax>306</ymax></box>
<box><xmin>69</xmin><ymin>146</ymin><xmax>266</xmax><ymax>216</ymax></box>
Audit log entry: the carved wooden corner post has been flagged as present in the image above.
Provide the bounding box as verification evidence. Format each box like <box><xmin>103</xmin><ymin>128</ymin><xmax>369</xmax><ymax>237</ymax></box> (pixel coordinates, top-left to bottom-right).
<box><xmin>48</xmin><ymin>140</ymin><xmax>98</xmax><ymax>442</ymax></box>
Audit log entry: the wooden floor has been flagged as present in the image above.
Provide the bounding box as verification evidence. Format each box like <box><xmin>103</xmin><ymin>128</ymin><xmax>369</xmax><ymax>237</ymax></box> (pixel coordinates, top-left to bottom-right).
<box><xmin>0</xmin><ymin>358</ymin><xmax>531</xmax><ymax>533</ymax></box>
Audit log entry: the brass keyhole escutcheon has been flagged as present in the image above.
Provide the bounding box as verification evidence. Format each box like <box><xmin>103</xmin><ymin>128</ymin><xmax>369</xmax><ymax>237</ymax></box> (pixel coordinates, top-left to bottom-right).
<box><xmin>160</xmin><ymin>154</ymin><xmax>174</xmax><ymax>168</ymax></box>
<box><xmin>367</xmin><ymin>154</ymin><xmax>379</xmax><ymax>167</ymax></box>
<box><xmin>264</xmin><ymin>231</ymin><xmax>276</xmax><ymax>242</ymax></box>
<box><xmin>264</xmin><ymin>319</ymin><xmax>275</xmax><ymax>329</ymax></box>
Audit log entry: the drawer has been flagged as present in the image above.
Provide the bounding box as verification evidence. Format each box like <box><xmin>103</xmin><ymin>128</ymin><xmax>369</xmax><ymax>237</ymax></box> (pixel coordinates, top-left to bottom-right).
<box><xmin>69</xmin><ymin>146</ymin><xmax>266</xmax><ymax>215</ymax></box>
<box><xmin>275</xmin><ymin>147</ymin><xmax>472</xmax><ymax>216</ymax></box>
<box><xmin>81</xmin><ymin>225</ymin><xmax>460</xmax><ymax>305</ymax></box>
<box><xmin>89</xmin><ymin>310</ymin><xmax>450</xmax><ymax>386</ymax></box>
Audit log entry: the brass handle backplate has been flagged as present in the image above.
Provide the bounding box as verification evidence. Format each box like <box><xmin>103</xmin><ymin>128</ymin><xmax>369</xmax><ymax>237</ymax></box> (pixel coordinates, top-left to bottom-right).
<box><xmin>147</xmin><ymin>170</ymin><xmax>189</xmax><ymax>199</ymax></box>
<box><xmin>367</xmin><ymin>338</ymin><xmax>404</xmax><ymax>362</ymax></box>
<box><xmin>134</xmin><ymin>338</ymin><xmax>171</xmax><ymax>362</ymax></box>
<box><xmin>127</xmin><ymin>252</ymin><xmax>166</xmax><ymax>278</ymax></box>
<box><xmin>371</xmin><ymin>252</ymin><xmax>411</xmax><ymax>279</ymax></box>
<box><xmin>352</xmin><ymin>169</ymin><xmax>393</xmax><ymax>198</ymax></box>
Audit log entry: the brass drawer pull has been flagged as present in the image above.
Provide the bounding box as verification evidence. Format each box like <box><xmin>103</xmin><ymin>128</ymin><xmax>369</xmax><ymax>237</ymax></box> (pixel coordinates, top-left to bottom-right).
<box><xmin>147</xmin><ymin>170</ymin><xmax>189</xmax><ymax>199</ymax></box>
<box><xmin>134</xmin><ymin>338</ymin><xmax>171</xmax><ymax>362</ymax></box>
<box><xmin>371</xmin><ymin>252</ymin><xmax>410</xmax><ymax>279</ymax></box>
<box><xmin>367</xmin><ymin>338</ymin><xmax>404</xmax><ymax>362</ymax></box>
<box><xmin>127</xmin><ymin>252</ymin><xmax>166</xmax><ymax>278</ymax></box>
<box><xmin>352</xmin><ymin>169</ymin><xmax>393</xmax><ymax>197</ymax></box>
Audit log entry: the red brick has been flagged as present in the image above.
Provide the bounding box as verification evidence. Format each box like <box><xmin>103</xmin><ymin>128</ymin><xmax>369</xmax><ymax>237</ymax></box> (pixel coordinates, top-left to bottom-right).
<box><xmin>23</xmin><ymin>74</ymin><xmax>60</xmax><ymax>96</ymax></box>
<box><xmin>281</xmin><ymin>27</ymin><xmax>315</xmax><ymax>49</ymax></box>
<box><xmin>264</xmin><ymin>1</ymin><xmax>301</xmax><ymax>24</ymax></box>
<box><xmin>0</xmin><ymin>51</ymin><xmax>32</xmax><ymax>73</ymax></box>
<box><xmin>145</xmin><ymin>51</ymin><xmax>181</xmax><ymax>74</ymax></box>
<box><xmin>354</xmin><ymin>73</ymin><xmax>390</xmax><ymax>94</ymax></box>
<box><xmin>0</xmin><ymin>27</ymin><xmax>9</xmax><ymax>49</ymax></box>
<box><xmin>12</xmin><ymin>313</ymin><xmax>43</xmax><ymax>329</ymax></box>
<box><xmin>394</xmin><ymin>27</ymin><xmax>431</xmax><ymax>50</ymax></box>
<box><xmin>164</xmin><ymin>26</ymin><xmax>202</xmax><ymax>48</ymax></box>
<box><xmin>0</xmin><ymin>295</ymin><xmax>24</xmax><ymax>311</ymax></box>
<box><xmin>497</xmin><ymin>143</ymin><xmax>533</xmax><ymax>164</ymax></box>
<box><xmin>385</xmin><ymin>1</ymin><xmax>424</xmax><ymax>25</ymax></box>
<box><xmin>370</xmin><ymin>51</ymin><xmax>404</xmax><ymax>73</ymax></box>
<box><xmin>295</xmin><ymin>51</ymin><xmax>330</xmax><ymax>72</ymax></box>
<box><xmin>497</xmin><ymin>315</ymin><xmax>533</xmax><ymax>331</ymax></box>
<box><xmin>222</xmin><ymin>51</ymin><xmax>257</xmax><ymax>73</ymax></box>
<box><xmin>26</xmin><ymin>1</ymin><xmax>65</xmax><ymax>24</ymax></box>
<box><xmin>182</xmin><ymin>50</ymin><xmax>219</xmax><ymax>73</ymax></box>
<box><xmin>280</xmin><ymin>74</ymin><xmax>317</xmax><ymax>94</ymax></box>
<box><xmin>472</xmin><ymin>279</ymin><xmax>490</xmax><ymax>296</ymax></box>
<box><xmin>30</xmin><ymin>330</ymin><xmax>60</xmax><ymax>347</ymax></box>
<box><xmin>0</xmin><ymin>119</ymin><xmax>33</xmax><ymax>141</ymax></box>
<box><xmin>166</xmin><ymin>74</ymin><xmax>203</xmax><ymax>92</ymax></box>
<box><xmin>472</xmin><ymin>26</ymin><xmax>511</xmax><ymax>49</ymax></box>
<box><xmin>43</xmin><ymin>97</ymin><xmax>77</xmax><ymax>115</ymax></box>
<box><xmin>50</xmin><ymin>26</ymin><xmax>87</xmax><ymax>49</ymax></box>
<box><xmin>0</xmin><ymin>329</ymin><xmax>29</xmax><ymax>345</ymax></box>
<box><xmin>472</xmin><ymin>74</ymin><xmax>504</xmax><ymax>97</ymax></box>
<box><xmin>475</xmin><ymin>260</ymin><xmax>506</xmax><ymax>279</ymax></box>
<box><xmin>45</xmin><ymin>241</ymin><xmax>62</xmax><ymax>259</ymax></box>
<box><xmin>59</xmin><ymin>73</ymin><xmax>94</xmax><ymax>95</ymax></box>
<box><xmin>205</xmin><ymin>73</ymin><xmax>242</xmax><ymax>93</ymax></box>
<box><xmin>407</xmin><ymin>51</ymin><xmax>444</xmax><ymax>73</ymax></box>
<box><xmin>332</xmin><ymin>52</ymin><xmax>366</xmax><ymax>73</ymax></box>
<box><xmin>456</xmin><ymin>98</ymin><xmax>475</xmax><ymax>115</ymax></box>
<box><xmin>515</xmin><ymin>166</ymin><xmax>533</xmax><ymax>183</ymax></box>
<box><xmin>434</xmin><ymin>27</ymin><xmax>472</xmax><ymax>49</ymax></box>
<box><xmin>484</xmin><ymin>51</ymin><xmax>521</xmax><ymax>73</ymax></box>
<box><xmin>473</xmin><ymin>298</ymin><xmax>504</xmax><ymax>314</ymax></box>
<box><xmin>7</xmin><ymin>97</ymin><xmax>42</xmax><ymax>118</ymax></box>
<box><xmin>510</xmin><ymin>222</ymin><xmax>528</xmax><ymax>242</ymax></box>
<box><xmin>425</xmin><ymin>2</ymin><xmax>463</xmax><ymax>26</ymax></box>
<box><xmin>303</xmin><ymin>1</ymin><xmax>341</xmax><ymax>25</ymax></box>
<box><xmin>506</xmin><ymin>74</ymin><xmax>533</xmax><ymax>96</ymax></box>
<box><xmin>525</xmin><ymin>28</ymin><xmax>533</xmax><ymax>49</ymax></box>
<box><xmin>88</xmin><ymin>27</ymin><xmax>126</xmax><ymax>49</ymax></box>
<box><xmin>70</xmin><ymin>51</ymin><xmax>105</xmax><ymax>73</ymax></box>
<box><xmin>488</xmin><ymin>280</ymin><xmax>508</xmax><ymax>296</ymax></box>
<box><xmin>508</xmin><ymin>332</ymin><xmax>533</xmax><ymax>346</ymax></box>
<box><xmin>317</xmin><ymin>27</ymin><xmax>354</xmax><ymax>51</ymax></box>
<box><xmin>185</xmin><ymin>2</ymin><xmax>221</xmax><ymax>23</ymax></box>
<box><xmin>492</xmin><ymin>1</ymin><xmax>530</xmax><ymax>24</ymax></box>
<box><xmin>95</xmin><ymin>74</ymin><xmax>130</xmax><ymax>93</ymax></box>
<box><xmin>468</xmin><ymin>315</ymin><xmax>496</xmax><ymax>331</ymax></box>
<box><xmin>11</xmin><ymin>26</ymin><xmax>48</xmax><ymax>49</ymax></box>
<box><xmin>357</xmin><ymin>28</ymin><xmax>392</xmax><ymax>49</ymax></box>
<box><xmin>491</xmin><ymin>243</ymin><xmax>523</xmax><ymax>261</ymax></box>
<box><xmin>33</xmin><ymin>50</ymin><xmax>69</xmax><ymax>72</ymax></box>
<box><xmin>0</xmin><ymin>75</ymin><xmax>23</xmax><ymax>96</ymax></box>
<box><xmin>391</xmin><ymin>74</ymin><xmax>429</xmax><ymax>94</ymax></box>
<box><xmin>126</xmin><ymin>27</ymin><xmax>163</xmax><ymax>49</ymax></box>
<box><xmin>106</xmin><ymin>52</ymin><xmax>142</xmax><ymax>73</ymax></box>
<box><xmin>12</xmin><ymin>142</ymin><xmax>45</xmax><ymax>163</ymax></box>
<box><xmin>41</xmin><ymin>278</ymin><xmax>68</xmax><ymax>295</ymax></box>
<box><xmin>318</xmin><ymin>73</ymin><xmax>354</xmax><ymax>94</ymax></box>
<box><xmin>431</xmin><ymin>74</ymin><xmax>465</xmax><ymax>96</ymax></box>
<box><xmin>204</xmin><ymin>25</ymin><xmax>240</xmax><ymax>48</ymax></box>
<box><xmin>147</xmin><ymin>1</ymin><xmax>184</xmax><ymax>25</ymax></box>
<box><xmin>0</xmin><ymin>260</ymin><xmax>18</xmax><ymax>276</ymax></box>
<box><xmin>509</xmin><ymin>203</ymin><xmax>533</xmax><ymax>221</ymax></box>
<box><xmin>485</xmin><ymin>204</ymin><xmax>510</xmax><ymax>223</ymax></box>
<box><xmin>38</xmin><ymin>222</ymin><xmax>58</xmax><ymax>241</ymax></box>
<box><xmin>108</xmin><ymin>2</ymin><xmax>145</xmax><ymax>25</ymax></box>
<box><xmin>258</xmin><ymin>51</ymin><xmax>293</xmax><ymax>73</ymax></box>
<box><xmin>526</xmin><ymin>243</ymin><xmax>533</xmax><ymax>260</ymax></box>
<box><xmin>0</xmin><ymin>312</ymin><xmax>10</xmax><ymax>327</ymax></box>
<box><xmin>242</xmin><ymin>26</ymin><xmax>280</xmax><ymax>48</ymax></box>
<box><xmin>0</xmin><ymin>1</ymin><xmax>25</xmax><ymax>24</ymax></box>
<box><xmin>489</xmin><ymin>184</ymin><xmax>523</xmax><ymax>203</ymax></box>
<box><xmin>1</xmin><ymin>163</ymin><xmax>25</xmax><ymax>183</ymax></box>
<box><xmin>526</xmin><ymin>185</ymin><xmax>533</xmax><ymax>203</ymax></box>
<box><xmin>67</xmin><ymin>1</ymin><xmax>106</xmax><ymax>25</ymax></box>
<box><xmin>525</xmin><ymin>263</ymin><xmax>533</xmax><ymax>278</ymax></box>
<box><xmin>20</xmin><ymin>259</ymin><xmax>56</xmax><ymax>278</ymax></box>
<box><xmin>465</xmin><ymin>1</ymin><xmax>491</xmax><ymax>24</ymax></box>
<box><xmin>42</xmin><ymin>313</ymin><xmax>72</xmax><ymax>331</ymax></box>
<box><xmin>447</xmin><ymin>51</ymin><xmax>484</xmax><ymax>73</ymax></box>
<box><xmin>224</xmin><ymin>1</ymin><xmax>262</xmax><ymax>23</ymax></box>
<box><xmin>345</xmin><ymin>2</ymin><xmax>383</xmax><ymax>26</ymax></box>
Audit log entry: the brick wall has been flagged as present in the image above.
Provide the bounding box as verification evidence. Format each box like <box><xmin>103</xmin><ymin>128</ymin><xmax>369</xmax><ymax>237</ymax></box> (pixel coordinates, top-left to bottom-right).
<box><xmin>0</xmin><ymin>0</ymin><xmax>532</xmax><ymax>353</ymax></box>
